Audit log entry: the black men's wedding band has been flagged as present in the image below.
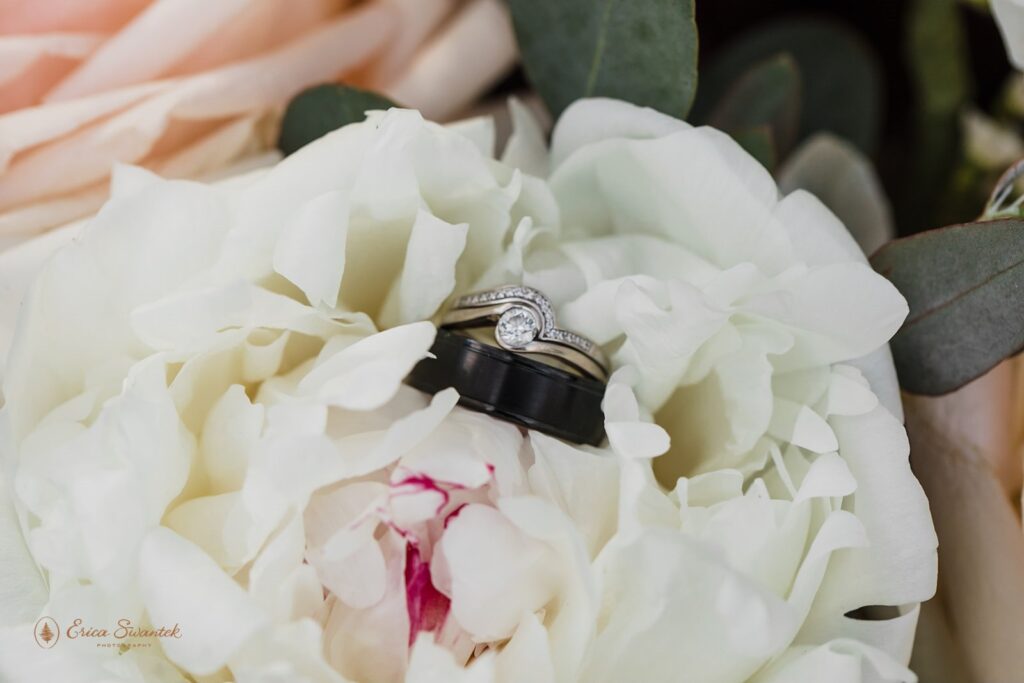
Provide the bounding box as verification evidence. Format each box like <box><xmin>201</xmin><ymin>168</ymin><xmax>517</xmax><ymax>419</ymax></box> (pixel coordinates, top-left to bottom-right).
<box><xmin>405</xmin><ymin>328</ymin><xmax>606</xmax><ymax>446</ymax></box>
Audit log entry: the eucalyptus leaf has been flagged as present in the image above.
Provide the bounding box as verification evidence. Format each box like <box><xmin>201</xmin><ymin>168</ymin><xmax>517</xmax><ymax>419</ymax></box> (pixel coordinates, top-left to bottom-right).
<box><xmin>708</xmin><ymin>53</ymin><xmax>801</xmax><ymax>164</ymax></box>
<box><xmin>508</xmin><ymin>0</ymin><xmax>698</xmax><ymax>119</ymax></box>
<box><xmin>870</xmin><ymin>219</ymin><xmax>1024</xmax><ymax>395</ymax></box>
<box><xmin>278</xmin><ymin>84</ymin><xmax>397</xmax><ymax>156</ymax></box>
<box><xmin>730</xmin><ymin>126</ymin><xmax>778</xmax><ymax>171</ymax></box>
<box><xmin>692</xmin><ymin>17</ymin><xmax>881</xmax><ymax>153</ymax></box>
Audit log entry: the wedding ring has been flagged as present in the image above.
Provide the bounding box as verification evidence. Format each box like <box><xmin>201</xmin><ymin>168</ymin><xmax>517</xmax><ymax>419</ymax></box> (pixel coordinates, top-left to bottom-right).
<box><xmin>406</xmin><ymin>329</ymin><xmax>606</xmax><ymax>445</ymax></box>
<box><xmin>440</xmin><ymin>285</ymin><xmax>609</xmax><ymax>382</ymax></box>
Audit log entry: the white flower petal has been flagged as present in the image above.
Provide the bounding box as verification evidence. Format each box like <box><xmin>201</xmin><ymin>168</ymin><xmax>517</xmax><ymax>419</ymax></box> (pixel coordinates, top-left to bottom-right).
<box><xmin>550</xmin><ymin>98</ymin><xmax>690</xmax><ymax>170</ymax></box>
<box><xmin>298</xmin><ymin>322</ymin><xmax>436</xmax><ymax>411</ymax></box>
<box><xmin>584</xmin><ymin>531</ymin><xmax>796</xmax><ymax>683</ymax></box>
<box><xmin>406</xmin><ymin>633</ymin><xmax>496</xmax><ymax>683</ymax></box>
<box><xmin>381</xmin><ymin>209</ymin><xmax>468</xmax><ymax>327</ymax></box>
<box><xmin>0</xmin><ymin>464</ymin><xmax>46</xmax><ymax>627</ymax></box>
<box><xmin>768</xmin><ymin>399</ymin><xmax>838</xmax><ymax>454</ymax></box>
<box><xmin>139</xmin><ymin>527</ymin><xmax>268</xmax><ymax>675</ymax></box>
<box><xmin>501</xmin><ymin>97</ymin><xmax>550</xmax><ymax>178</ymax></box>
<box><xmin>802</xmin><ymin>406</ymin><xmax>937</xmax><ymax>650</ymax></box>
<box><xmin>273</xmin><ymin>189</ymin><xmax>350</xmax><ymax>308</ymax></box>
<box><xmin>439</xmin><ymin>504</ymin><xmax>559</xmax><ymax>641</ymax></box>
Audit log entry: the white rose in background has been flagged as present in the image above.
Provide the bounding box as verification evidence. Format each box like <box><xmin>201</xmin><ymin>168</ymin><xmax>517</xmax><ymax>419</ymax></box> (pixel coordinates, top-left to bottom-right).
<box><xmin>0</xmin><ymin>99</ymin><xmax>936</xmax><ymax>682</ymax></box>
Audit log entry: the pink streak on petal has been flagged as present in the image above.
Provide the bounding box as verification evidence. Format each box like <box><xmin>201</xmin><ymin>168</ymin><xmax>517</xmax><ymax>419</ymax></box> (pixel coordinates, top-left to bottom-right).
<box><xmin>443</xmin><ymin>503</ymin><xmax>467</xmax><ymax>528</ymax></box>
<box><xmin>404</xmin><ymin>543</ymin><xmax>450</xmax><ymax>647</ymax></box>
<box><xmin>391</xmin><ymin>472</ymin><xmax>452</xmax><ymax>516</ymax></box>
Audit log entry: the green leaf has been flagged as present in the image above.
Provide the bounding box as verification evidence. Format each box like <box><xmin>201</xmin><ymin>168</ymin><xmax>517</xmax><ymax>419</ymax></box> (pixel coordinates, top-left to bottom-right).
<box><xmin>692</xmin><ymin>17</ymin><xmax>881</xmax><ymax>154</ymax></box>
<box><xmin>278</xmin><ymin>84</ymin><xmax>396</xmax><ymax>156</ymax></box>
<box><xmin>707</xmin><ymin>53</ymin><xmax>801</xmax><ymax>164</ymax></box>
<box><xmin>508</xmin><ymin>0</ymin><xmax>698</xmax><ymax>119</ymax></box>
<box><xmin>870</xmin><ymin>219</ymin><xmax>1024</xmax><ymax>395</ymax></box>
<box><xmin>730</xmin><ymin>125</ymin><xmax>778</xmax><ymax>171</ymax></box>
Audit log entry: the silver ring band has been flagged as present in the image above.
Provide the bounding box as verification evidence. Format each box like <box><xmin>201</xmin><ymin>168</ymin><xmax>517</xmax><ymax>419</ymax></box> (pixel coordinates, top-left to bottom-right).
<box><xmin>441</xmin><ymin>285</ymin><xmax>609</xmax><ymax>381</ymax></box>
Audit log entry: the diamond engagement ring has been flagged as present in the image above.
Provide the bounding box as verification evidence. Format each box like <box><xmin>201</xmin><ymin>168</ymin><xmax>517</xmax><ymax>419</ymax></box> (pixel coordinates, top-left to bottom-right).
<box><xmin>440</xmin><ymin>285</ymin><xmax>609</xmax><ymax>382</ymax></box>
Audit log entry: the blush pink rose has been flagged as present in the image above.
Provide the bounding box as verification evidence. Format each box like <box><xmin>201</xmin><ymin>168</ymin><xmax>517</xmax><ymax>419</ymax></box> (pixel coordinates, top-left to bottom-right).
<box><xmin>0</xmin><ymin>0</ymin><xmax>517</xmax><ymax>247</ymax></box>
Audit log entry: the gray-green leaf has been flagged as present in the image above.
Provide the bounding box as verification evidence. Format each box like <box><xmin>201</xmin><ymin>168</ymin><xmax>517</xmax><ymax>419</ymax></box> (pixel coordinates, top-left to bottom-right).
<box><xmin>508</xmin><ymin>0</ymin><xmax>698</xmax><ymax>119</ymax></box>
<box><xmin>692</xmin><ymin>17</ymin><xmax>881</xmax><ymax>154</ymax></box>
<box><xmin>870</xmin><ymin>219</ymin><xmax>1024</xmax><ymax>395</ymax></box>
<box><xmin>707</xmin><ymin>53</ymin><xmax>801</xmax><ymax>165</ymax></box>
<box><xmin>278</xmin><ymin>84</ymin><xmax>397</xmax><ymax>156</ymax></box>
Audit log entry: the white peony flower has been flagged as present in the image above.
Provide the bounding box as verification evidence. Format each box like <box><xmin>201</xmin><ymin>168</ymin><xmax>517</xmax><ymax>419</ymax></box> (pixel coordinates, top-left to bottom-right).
<box><xmin>0</xmin><ymin>98</ymin><xmax>936</xmax><ymax>683</ymax></box>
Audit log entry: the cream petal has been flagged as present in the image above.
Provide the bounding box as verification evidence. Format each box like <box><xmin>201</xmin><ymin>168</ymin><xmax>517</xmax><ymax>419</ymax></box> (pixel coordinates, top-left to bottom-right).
<box><xmin>768</xmin><ymin>399</ymin><xmax>838</xmax><ymax>454</ymax></box>
<box><xmin>380</xmin><ymin>209</ymin><xmax>468</xmax><ymax>327</ymax></box>
<box><xmin>5</xmin><ymin>172</ymin><xmax>231</xmax><ymax>440</ymax></box>
<box><xmin>323</xmin><ymin>532</ymin><xmax>410</xmax><ymax>683</ymax></box>
<box><xmin>498</xmin><ymin>497</ymin><xmax>597</xmax><ymax>681</ymax></box>
<box><xmin>229</xmin><ymin>619</ymin><xmax>349</xmax><ymax>683</ymax></box>
<box><xmin>406</xmin><ymin>633</ymin><xmax>497</xmax><ymax>683</ymax></box>
<box><xmin>527</xmin><ymin>432</ymin><xmax>620</xmax><ymax>556</ymax></box>
<box><xmin>139</xmin><ymin>527</ymin><xmax>268</xmax><ymax>676</ymax></box>
<box><xmin>0</xmin><ymin>457</ymin><xmax>46</xmax><ymax>627</ymax></box>
<box><xmin>745</xmin><ymin>263</ymin><xmax>908</xmax><ymax>370</ymax></box>
<box><xmin>584</xmin><ymin>531</ymin><xmax>796</xmax><ymax>683</ymax></box>
<box><xmin>549</xmin><ymin>98</ymin><xmax>690</xmax><ymax>170</ymax></box>
<box><xmin>822</xmin><ymin>366</ymin><xmax>879</xmax><ymax>417</ymax></box>
<box><xmin>793</xmin><ymin>453</ymin><xmax>857</xmax><ymax>504</ymax></box>
<box><xmin>164</xmin><ymin>492</ymin><xmax>247</xmax><ymax>570</ymax></box>
<box><xmin>199</xmin><ymin>385</ymin><xmax>264</xmax><ymax>494</ymax></box>
<box><xmin>494</xmin><ymin>611</ymin><xmax>555</xmax><ymax>683</ymax></box>
<box><xmin>273</xmin><ymin>190</ymin><xmax>351</xmax><ymax>308</ymax></box>
<box><xmin>847</xmin><ymin>346</ymin><xmax>903</xmax><ymax>423</ymax></box>
<box><xmin>298</xmin><ymin>322</ymin><xmax>436</xmax><ymax>411</ymax></box>
<box><xmin>131</xmin><ymin>283</ymin><xmax>346</xmax><ymax>352</ymax></box>
<box><xmin>501</xmin><ymin>97</ymin><xmax>549</xmax><ymax>178</ymax></box>
<box><xmin>751</xmin><ymin>639</ymin><xmax>916</xmax><ymax>683</ymax></box>
<box><xmin>802</xmin><ymin>405</ymin><xmax>937</xmax><ymax>656</ymax></box>
<box><xmin>439</xmin><ymin>503</ymin><xmax>559</xmax><ymax>641</ymax></box>
<box><xmin>550</xmin><ymin>127</ymin><xmax>792</xmax><ymax>273</ymax></box>
<box><xmin>773</xmin><ymin>188</ymin><xmax>866</xmax><ymax>267</ymax></box>
<box><xmin>248</xmin><ymin>513</ymin><xmax>312</xmax><ymax>618</ymax></box>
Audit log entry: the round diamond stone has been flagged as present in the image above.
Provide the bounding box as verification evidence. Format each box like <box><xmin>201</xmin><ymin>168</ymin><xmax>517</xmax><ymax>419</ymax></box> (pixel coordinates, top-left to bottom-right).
<box><xmin>496</xmin><ymin>306</ymin><xmax>540</xmax><ymax>348</ymax></box>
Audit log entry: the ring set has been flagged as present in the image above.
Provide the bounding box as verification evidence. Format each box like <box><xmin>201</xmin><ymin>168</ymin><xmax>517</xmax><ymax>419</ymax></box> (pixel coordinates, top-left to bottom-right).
<box><xmin>405</xmin><ymin>284</ymin><xmax>609</xmax><ymax>445</ymax></box>
<box><xmin>441</xmin><ymin>285</ymin><xmax>609</xmax><ymax>382</ymax></box>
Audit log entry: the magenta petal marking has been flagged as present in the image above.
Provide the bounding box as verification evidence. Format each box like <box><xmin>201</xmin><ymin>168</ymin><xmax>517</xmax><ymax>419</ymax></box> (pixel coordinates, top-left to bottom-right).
<box><xmin>443</xmin><ymin>503</ymin><xmax>468</xmax><ymax>528</ymax></box>
<box><xmin>404</xmin><ymin>543</ymin><xmax>450</xmax><ymax>646</ymax></box>
<box><xmin>391</xmin><ymin>473</ymin><xmax>452</xmax><ymax>516</ymax></box>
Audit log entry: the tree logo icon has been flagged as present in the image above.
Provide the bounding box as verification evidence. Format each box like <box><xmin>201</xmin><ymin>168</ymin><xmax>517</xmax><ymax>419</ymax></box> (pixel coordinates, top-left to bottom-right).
<box><xmin>34</xmin><ymin>617</ymin><xmax>59</xmax><ymax>649</ymax></box>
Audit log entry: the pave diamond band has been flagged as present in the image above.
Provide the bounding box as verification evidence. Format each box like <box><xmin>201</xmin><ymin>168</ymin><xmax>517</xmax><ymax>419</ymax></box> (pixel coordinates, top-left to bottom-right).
<box><xmin>441</xmin><ymin>286</ymin><xmax>609</xmax><ymax>381</ymax></box>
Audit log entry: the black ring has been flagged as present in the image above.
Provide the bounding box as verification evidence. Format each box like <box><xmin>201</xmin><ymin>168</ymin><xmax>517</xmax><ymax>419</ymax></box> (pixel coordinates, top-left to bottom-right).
<box><xmin>405</xmin><ymin>329</ymin><xmax>606</xmax><ymax>446</ymax></box>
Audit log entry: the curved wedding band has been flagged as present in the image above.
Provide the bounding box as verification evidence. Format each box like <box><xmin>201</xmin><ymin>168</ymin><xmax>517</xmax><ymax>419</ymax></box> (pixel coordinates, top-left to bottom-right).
<box><xmin>440</xmin><ymin>285</ymin><xmax>609</xmax><ymax>382</ymax></box>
